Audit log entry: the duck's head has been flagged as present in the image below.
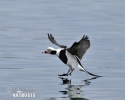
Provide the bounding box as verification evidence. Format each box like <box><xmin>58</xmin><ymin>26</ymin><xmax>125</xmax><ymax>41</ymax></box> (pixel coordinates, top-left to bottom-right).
<box><xmin>42</xmin><ymin>47</ymin><xmax>57</xmax><ymax>55</ymax></box>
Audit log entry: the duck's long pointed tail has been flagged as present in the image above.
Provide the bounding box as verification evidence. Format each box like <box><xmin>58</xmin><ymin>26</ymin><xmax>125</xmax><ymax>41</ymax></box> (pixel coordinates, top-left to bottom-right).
<box><xmin>75</xmin><ymin>56</ymin><xmax>101</xmax><ymax>77</ymax></box>
<box><xmin>82</xmin><ymin>68</ymin><xmax>100</xmax><ymax>77</ymax></box>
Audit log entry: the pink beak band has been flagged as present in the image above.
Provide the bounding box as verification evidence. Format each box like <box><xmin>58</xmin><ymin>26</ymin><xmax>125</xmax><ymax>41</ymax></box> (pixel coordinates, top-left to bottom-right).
<box><xmin>42</xmin><ymin>51</ymin><xmax>47</xmax><ymax>53</ymax></box>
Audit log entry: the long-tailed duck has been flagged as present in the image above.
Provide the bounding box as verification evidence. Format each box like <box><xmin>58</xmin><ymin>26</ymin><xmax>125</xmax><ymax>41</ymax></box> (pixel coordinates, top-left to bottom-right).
<box><xmin>42</xmin><ymin>33</ymin><xmax>99</xmax><ymax>77</ymax></box>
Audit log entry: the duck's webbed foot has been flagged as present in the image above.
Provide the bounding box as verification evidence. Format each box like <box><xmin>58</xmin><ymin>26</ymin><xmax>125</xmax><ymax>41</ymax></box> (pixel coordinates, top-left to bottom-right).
<box><xmin>58</xmin><ymin>73</ymin><xmax>68</xmax><ymax>76</ymax></box>
<box><xmin>58</xmin><ymin>69</ymin><xmax>74</xmax><ymax>76</ymax></box>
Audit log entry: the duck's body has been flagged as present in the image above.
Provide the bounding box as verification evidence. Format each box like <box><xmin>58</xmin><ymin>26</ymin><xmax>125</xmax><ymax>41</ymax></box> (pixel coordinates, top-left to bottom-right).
<box><xmin>56</xmin><ymin>48</ymin><xmax>84</xmax><ymax>75</ymax></box>
<box><xmin>42</xmin><ymin>34</ymin><xmax>99</xmax><ymax>76</ymax></box>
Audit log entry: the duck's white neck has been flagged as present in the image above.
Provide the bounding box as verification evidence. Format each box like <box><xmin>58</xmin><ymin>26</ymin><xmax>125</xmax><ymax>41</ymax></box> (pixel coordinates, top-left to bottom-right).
<box><xmin>56</xmin><ymin>48</ymin><xmax>64</xmax><ymax>57</ymax></box>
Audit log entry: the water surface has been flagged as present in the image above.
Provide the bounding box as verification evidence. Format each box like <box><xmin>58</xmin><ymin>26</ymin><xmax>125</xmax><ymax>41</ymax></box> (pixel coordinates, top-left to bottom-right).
<box><xmin>0</xmin><ymin>0</ymin><xmax>125</xmax><ymax>100</ymax></box>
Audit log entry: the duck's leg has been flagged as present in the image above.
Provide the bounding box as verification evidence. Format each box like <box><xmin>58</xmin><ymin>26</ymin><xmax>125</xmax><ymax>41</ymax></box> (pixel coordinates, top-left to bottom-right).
<box><xmin>66</xmin><ymin>69</ymin><xmax>71</xmax><ymax>75</ymax></box>
<box><xmin>68</xmin><ymin>69</ymin><xmax>74</xmax><ymax>76</ymax></box>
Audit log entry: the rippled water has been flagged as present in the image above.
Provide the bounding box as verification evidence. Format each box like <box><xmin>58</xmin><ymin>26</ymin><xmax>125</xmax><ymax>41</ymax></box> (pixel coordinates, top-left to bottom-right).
<box><xmin>0</xmin><ymin>0</ymin><xmax>125</xmax><ymax>100</ymax></box>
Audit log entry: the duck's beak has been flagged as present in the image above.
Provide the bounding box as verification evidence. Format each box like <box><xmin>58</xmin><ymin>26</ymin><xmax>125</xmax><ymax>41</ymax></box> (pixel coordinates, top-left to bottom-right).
<box><xmin>42</xmin><ymin>51</ymin><xmax>47</xmax><ymax>53</ymax></box>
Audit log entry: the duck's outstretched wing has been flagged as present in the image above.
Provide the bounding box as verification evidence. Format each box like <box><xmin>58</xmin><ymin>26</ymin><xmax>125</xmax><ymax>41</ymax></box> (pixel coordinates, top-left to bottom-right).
<box><xmin>48</xmin><ymin>33</ymin><xmax>67</xmax><ymax>48</ymax></box>
<box><xmin>67</xmin><ymin>35</ymin><xmax>90</xmax><ymax>60</ymax></box>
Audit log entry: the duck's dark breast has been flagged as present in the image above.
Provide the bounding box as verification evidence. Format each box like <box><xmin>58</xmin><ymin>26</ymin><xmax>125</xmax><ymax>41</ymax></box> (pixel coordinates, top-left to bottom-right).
<box><xmin>59</xmin><ymin>50</ymin><xmax>68</xmax><ymax>64</ymax></box>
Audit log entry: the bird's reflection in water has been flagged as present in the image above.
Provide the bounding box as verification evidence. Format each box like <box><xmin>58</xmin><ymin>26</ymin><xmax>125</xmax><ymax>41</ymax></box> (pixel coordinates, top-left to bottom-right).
<box><xmin>59</xmin><ymin>76</ymin><xmax>99</xmax><ymax>100</ymax></box>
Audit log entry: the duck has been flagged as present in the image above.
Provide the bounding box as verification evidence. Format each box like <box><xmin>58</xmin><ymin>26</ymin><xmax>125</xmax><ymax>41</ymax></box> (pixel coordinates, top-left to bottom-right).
<box><xmin>42</xmin><ymin>33</ymin><xmax>99</xmax><ymax>77</ymax></box>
